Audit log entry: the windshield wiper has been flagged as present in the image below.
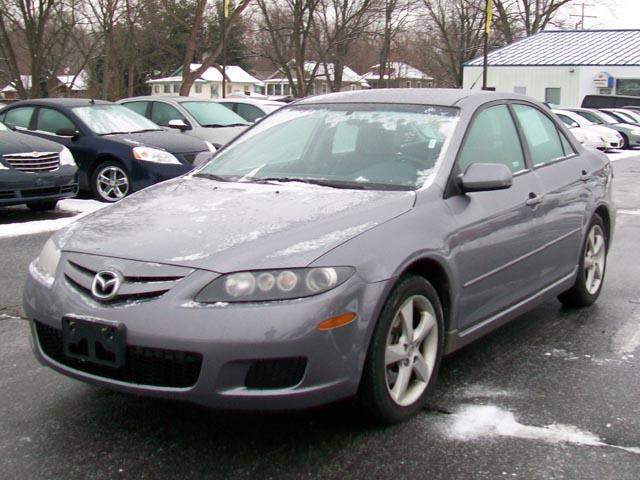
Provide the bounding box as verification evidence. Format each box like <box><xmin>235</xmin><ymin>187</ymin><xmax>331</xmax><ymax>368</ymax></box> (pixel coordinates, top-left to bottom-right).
<box><xmin>193</xmin><ymin>172</ymin><xmax>231</xmax><ymax>182</ymax></box>
<box><xmin>131</xmin><ymin>128</ymin><xmax>163</xmax><ymax>133</ymax></box>
<box><xmin>241</xmin><ymin>176</ymin><xmax>374</xmax><ymax>190</ymax></box>
<box><xmin>201</xmin><ymin>123</ymin><xmax>250</xmax><ymax>128</ymax></box>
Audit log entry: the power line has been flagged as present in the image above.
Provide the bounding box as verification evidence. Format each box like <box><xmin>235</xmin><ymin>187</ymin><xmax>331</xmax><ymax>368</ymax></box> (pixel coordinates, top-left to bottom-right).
<box><xmin>569</xmin><ymin>1</ymin><xmax>597</xmax><ymax>29</ymax></box>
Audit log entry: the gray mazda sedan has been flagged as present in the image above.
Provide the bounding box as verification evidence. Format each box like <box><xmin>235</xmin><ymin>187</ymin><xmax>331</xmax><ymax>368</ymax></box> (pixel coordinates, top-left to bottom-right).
<box><xmin>24</xmin><ymin>89</ymin><xmax>614</xmax><ymax>424</ymax></box>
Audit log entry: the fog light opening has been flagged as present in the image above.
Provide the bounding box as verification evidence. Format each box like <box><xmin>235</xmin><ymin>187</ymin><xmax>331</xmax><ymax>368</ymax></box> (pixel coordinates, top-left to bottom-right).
<box><xmin>317</xmin><ymin>312</ymin><xmax>357</xmax><ymax>331</ymax></box>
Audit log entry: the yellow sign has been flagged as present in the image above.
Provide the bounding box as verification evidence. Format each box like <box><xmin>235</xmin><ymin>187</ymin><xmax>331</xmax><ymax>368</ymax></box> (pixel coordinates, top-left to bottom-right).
<box><xmin>485</xmin><ymin>0</ymin><xmax>493</xmax><ymax>35</ymax></box>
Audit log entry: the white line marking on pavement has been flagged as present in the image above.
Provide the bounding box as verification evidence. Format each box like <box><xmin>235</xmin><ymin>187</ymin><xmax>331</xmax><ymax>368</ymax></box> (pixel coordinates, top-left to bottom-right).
<box><xmin>618</xmin><ymin>209</ymin><xmax>640</xmax><ymax>216</ymax></box>
<box><xmin>611</xmin><ymin>309</ymin><xmax>640</xmax><ymax>355</ymax></box>
<box><xmin>442</xmin><ymin>404</ymin><xmax>640</xmax><ymax>455</ymax></box>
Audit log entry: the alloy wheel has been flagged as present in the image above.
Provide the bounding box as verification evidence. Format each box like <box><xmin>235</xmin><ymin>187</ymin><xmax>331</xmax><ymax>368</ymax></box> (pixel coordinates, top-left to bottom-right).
<box><xmin>96</xmin><ymin>165</ymin><xmax>129</xmax><ymax>201</ymax></box>
<box><xmin>583</xmin><ymin>224</ymin><xmax>606</xmax><ymax>295</ymax></box>
<box><xmin>384</xmin><ymin>294</ymin><xmax>438</xmax><ymax>407</ymax></box>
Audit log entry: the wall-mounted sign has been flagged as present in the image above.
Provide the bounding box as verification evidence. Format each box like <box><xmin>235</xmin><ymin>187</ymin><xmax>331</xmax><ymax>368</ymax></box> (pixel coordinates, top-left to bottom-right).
<box><xmin>594</xmin><ymin>72</ymin><xmax>614</xmax><ymax>88</ymax></box>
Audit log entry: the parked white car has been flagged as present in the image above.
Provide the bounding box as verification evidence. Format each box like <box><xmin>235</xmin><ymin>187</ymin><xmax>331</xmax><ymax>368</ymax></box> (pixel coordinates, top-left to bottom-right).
<box><xmin>552</xmin><ymin>109</ymin><xmax>623</xmax><ymax>150</ymax></box>
<box><xmin>218</xmin><ymin>98</ymin><xmax>286</xmax><ymax>123</ymax></box>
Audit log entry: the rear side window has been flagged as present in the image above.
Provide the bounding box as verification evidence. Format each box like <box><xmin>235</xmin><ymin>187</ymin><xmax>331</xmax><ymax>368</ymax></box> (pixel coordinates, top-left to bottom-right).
<box><xmin>36</xmin><ymin>108</ymin><xmax>75</xmax><ymax>134</ymax></box>
<box><xmin>122</xmin><ymin>101</ymin><xmax>149</xmax><ymax>118</ymax></box>
<box><xmin>151</xmin><ymin>102</ymin><xmax>187</xmax><ymax>126</ymax></box>
<box><xmin>3</xmin><ymin>106</ymin><xmax>35</xmax><ymax>129</ymax></box>
<box><xmin>513</xmin><ymin>105</ymin><xmax>565</xmax><ymax>167</ymax></box>
<box><xmin>559</xmin><ymin>130</ymin><xmax>575</xmax><ymax>156</ymax></box>
<box><xmin>459</xmin><ymin>104</ymin><xmax>525</xmax><ymax>173</ymax></box>
<box><xmin>236</xmin><ymin>103</ymin><xmax>264</xmax><ymax>123</ymax></box>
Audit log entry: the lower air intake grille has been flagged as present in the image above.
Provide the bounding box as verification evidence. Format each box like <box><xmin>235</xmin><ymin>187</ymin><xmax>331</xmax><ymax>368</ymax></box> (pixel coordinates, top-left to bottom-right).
<box><xmin>245</xmin><ymin>357</ymin><xmax>307</xmax><ymax>389</ymax></box>
<box><xmin>35</xmin><ymin>321</ymin><xmax>202</xmax><ymax>388</ymax></box>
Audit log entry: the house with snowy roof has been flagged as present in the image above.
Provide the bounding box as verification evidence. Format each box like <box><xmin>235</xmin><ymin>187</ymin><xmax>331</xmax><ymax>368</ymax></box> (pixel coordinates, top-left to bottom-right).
<box><xmin>148</xmin><ymin>64</ymin><xmax>262</xmax><ymax>99</ymax></box>
<box><xmin>463</xmin><ymin>29</ymin><xmax>640</xmax><ymax>106</ymax></box>
<box><xmin>1</xmin><ymin>70</ymin><xmax>90</xmax><ymax>99</ymax></box>
<box><xmin>362</xmin><ymin>62</ymin><xmax>433</xmax><ymax>89</ymax></box>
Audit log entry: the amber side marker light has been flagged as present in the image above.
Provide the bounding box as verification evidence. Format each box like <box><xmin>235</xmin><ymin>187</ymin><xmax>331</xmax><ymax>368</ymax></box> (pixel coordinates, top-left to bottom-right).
<box><xmin>317</xmin><ymin>312</ymin><xmax>357</xmax><ymax>331</ymax></box>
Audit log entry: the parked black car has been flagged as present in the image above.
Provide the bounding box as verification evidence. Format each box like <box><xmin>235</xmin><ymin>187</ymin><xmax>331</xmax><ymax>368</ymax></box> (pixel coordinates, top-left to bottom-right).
<box><xmin>0</xmin><ymin>99</ymin><xmax>213</xmax><ymax>202</ymax></box>
<box><xmin>0</xmin><ymin>120</ymin><xmax>78</xmax><ymax>211</ymax></box>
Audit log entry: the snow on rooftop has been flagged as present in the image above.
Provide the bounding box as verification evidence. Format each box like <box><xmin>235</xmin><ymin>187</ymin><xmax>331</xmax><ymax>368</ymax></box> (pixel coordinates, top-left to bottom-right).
<box><xmin>466</xmin><ymin>29</ymin><xmax>640</xmax><ymax>66</ymax></box>
<box><xmin>148</xmin><ymin>64</ymin><xmax>261</xmax><ymax>84</ymax></box>
<box><xmin>362</xmin><ymin>62</ymin><xmax>433</xmax><ymax>81</ymax></box>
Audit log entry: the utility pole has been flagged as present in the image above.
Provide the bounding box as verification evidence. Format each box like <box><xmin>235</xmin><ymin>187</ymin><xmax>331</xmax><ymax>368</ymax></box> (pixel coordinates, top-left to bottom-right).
<box><xmin>570</xmin><ymin>2</ymin><xmax>596</xmax><ymax>29</ymax></box>
<box><xmin>222</xmin><ymin>0</ymin><xmax>229</xmax><ymax>98</ymax></box>
<box><xmin>482</xmin><ymin>0</ymin><xmax>493</xmax><ymax>90</ymax></box>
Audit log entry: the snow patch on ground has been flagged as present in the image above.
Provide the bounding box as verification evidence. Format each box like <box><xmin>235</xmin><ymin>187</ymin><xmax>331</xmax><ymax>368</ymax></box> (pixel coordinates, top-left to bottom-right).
<box><xmin>442</xmin><ymin>405</ymin><xmax>640</xmax><ymax>455</ymax></box>
<box><xmin>607</xmin><ymin>150</ymin><xmax>640</xmax><ymax>162</ymax></box>
<box><xmin>0</xmin><ymin>199</ymin><xmax>106</xmax><ymax>239</ymax></box>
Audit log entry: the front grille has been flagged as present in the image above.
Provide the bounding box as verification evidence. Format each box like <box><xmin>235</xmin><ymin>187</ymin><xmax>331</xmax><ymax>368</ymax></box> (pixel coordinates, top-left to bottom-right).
<box><xmin>3</xmin><ymin>152</ymin><xmax>60</xmax><ymax>172</ymax></box>
<box><xmin>63</xmin><ymin>252</ymin><xmax>192</xmax><ymax>304</ymax></box>
<box><xmin>35</xmin><ymin>321</ymin><xmax>202</xmax><ymax>388</ymax></box>
<box><xmin>245</xmin><ymin>357</ymin><xmax>307</xmax><ymax>389</ymax></box>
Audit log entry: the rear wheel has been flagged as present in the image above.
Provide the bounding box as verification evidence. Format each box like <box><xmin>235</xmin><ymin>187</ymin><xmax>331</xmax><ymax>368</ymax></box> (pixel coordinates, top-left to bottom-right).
<box><xmin>620</xmin><ymin>133</ymin><xmax>629</xmax><ymax>150</ymax></box>
<box><xmin>26</xmin><ymin>200</ymin><xmax>58</xmax><ymax>212</ymax></box>
<box><xmin>358</xmin><ymin>275</ymin><xmax>444</xmax><ymax>424</ymax></box>
<box><xmin>558</xmin><ymin>215</ymin><xmax>607</xmax><ymax>307</ymax></box>
<box><xmin>91</xmin><ymin>161</ymin><xmax>130</xmax><ymax>202</ymax></box>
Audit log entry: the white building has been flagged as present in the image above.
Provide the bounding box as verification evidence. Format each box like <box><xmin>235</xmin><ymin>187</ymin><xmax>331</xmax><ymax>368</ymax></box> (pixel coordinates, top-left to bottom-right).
<box><xmin>262</xmin><ymin>62</ymin><xmax>369</xmax><ymax>97</ymax></box>
<box><xmin>148</xmin><ymin>64</ymin><xmax>261</xmax><ymax>99</ymax></box>
<box><xmin>362</xmin><ymin>62</ymin><xmax>433</xmax><ymax>89</ymax></box>
<box><xmin>463</xmin><ymin>30</ymin><xmax>640</xmax><ymax>107</ymax></box>
<box><xmin>1</xmin><ymin>70</ymin><xmax>90</xmax><ymax>99</ymax></box>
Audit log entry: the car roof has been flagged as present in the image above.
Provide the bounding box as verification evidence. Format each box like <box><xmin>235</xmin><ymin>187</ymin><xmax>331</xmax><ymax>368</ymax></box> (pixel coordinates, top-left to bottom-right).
<box><xmin>118</xmin><ymin>96</ymin><xmax>216</xmax><ymax>104</ymax></box>
<box><xmin>293</xmin><ymin>88</ymin><xmax>524</xmax><ymax>108</ymax></box>
<box><xmin>5</xmin><ymin>98</ymin><xmax>112</xmax><ymax>108</ymax></box>
<box><xmin>218</xmin><ymin>98</ymin><xmax>285</xmax><ymax>106</ymax></box>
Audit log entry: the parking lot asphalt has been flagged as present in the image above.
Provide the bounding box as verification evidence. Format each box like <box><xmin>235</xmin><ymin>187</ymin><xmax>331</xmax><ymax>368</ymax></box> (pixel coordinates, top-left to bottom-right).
<box><xmin>1</xmin><ymin>153</ymin><xmax>640</xmax><ymax>479</ymax></box>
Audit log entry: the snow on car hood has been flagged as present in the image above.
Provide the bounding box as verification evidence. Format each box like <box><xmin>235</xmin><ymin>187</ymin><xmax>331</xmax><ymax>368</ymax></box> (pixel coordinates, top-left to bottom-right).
<box><xmin>54</xmin><ymin>176</ymin><xmax>415</xmax><ymax>272</ymax></box>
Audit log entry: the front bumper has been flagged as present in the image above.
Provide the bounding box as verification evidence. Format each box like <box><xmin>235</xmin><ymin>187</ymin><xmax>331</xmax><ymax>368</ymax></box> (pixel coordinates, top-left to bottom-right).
<box><xmin>0</xmin><ymin>165</ymin><xmax>78</xmax><ymax>206</ymax></box>
<box><xmin>23</xmin><ymin>260</ymin><xmax>387</xmax><ymax>410</ymax></box>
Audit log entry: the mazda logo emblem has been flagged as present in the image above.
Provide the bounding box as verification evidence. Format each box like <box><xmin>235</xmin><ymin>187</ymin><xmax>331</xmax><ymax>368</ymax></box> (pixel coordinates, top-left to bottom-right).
<box><xmin>91</xmin><ymin>270</ymin><xmax>122</xmax><ymax>301</ymax></box>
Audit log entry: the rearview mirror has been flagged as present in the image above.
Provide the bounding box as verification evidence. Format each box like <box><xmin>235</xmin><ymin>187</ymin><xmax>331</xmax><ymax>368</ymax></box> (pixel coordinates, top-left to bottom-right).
<box><xmin>56</xmin><ymin>127</ymin><xmax>79</xmax><ymax>138</ymax></box>
<box><xmin>460</xmin><ymin>163</ymin><xmax>513</xmax><ymax>193</ymax></box>
<box><xmin>168</xmin><ymin>119</ymin><xmax>190</xmax><ymax>131</ymax></box>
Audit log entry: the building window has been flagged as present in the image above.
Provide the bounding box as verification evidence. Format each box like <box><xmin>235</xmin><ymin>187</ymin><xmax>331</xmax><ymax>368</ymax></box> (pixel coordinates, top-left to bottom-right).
<box><xmin>173</xmin><ymin>83</ymin><xmax>179</xmax><ymax>93</ymax></box>
<box><xmin>514</xmin><ymin>86</ymin><xmax>527</xmax><ymax>95</ymax></box>
<box><xmin>210</xmin><ymin>84</ymin><xmax>218</xmax><ymax>98</ymax></box>
<box><xmin>275</xmin><ymin>84</ymin><xmax>282</xmax><ymax>96</ymax></box>
<box><xmin>599</xmin><ymin>88</ymin><xmax>612</xmax><ymax>95</ymax></box>
<box><xmin>267</xmin><ymin>84</ymin><xmax>274</xmax><ymax>96</ymax></box>
<box><xmin>195</xmin><ymin>84</ymin><xmax>202</xmax><ymax>94</ymax></box>
<box><xmin>226</xmin><ymin>84</ymin><xmax>232</xmax><ymax>94</ymax></box>
<box><xmin>545</xmin><ymin>87</ymin><xmax>561</xmax><ymax>105</ymax></box>
<box><xmin>616</xmin><ymin>78</ymin><xmax>640</xmax><ymax>96</ymax></box>
<box><xmin>244</xmin><ymin>84</ymin><xmax>250</xmax><ymax>93</ymax></box>
<box><xmin>154</xmin><ymin>85</ymin><xmax>160</xmax><ymax>94</ymax></box>
<box><xmin>284</xmin><ymin>84</ymin><xmax>290</xmax><ymax>95</ymax></box>
<box><xmin>321</xmin><ymin>83</ymin><xmax>327</xmax><ymax>94</ymax></box>
<box><xmin>163</xmin><ymin>84</ymin><xmax>170</xmax><ymax>93</ymax></box>
<box><xmin>416</xmin><ymin>81</ymin><xmax>422</xmax><ymax>88</ymax></box>
<box><xmin>406</xmin><ymin>81</ymin><xmax>411</xmax><ymax>88</ymax></box>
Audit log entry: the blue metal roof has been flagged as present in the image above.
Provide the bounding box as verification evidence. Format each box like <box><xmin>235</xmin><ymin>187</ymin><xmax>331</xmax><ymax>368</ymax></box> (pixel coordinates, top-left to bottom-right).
<box><xmin>466</xmin><ymin>30</ymin><xmax>640</xmax><ymax>67</ymax></box>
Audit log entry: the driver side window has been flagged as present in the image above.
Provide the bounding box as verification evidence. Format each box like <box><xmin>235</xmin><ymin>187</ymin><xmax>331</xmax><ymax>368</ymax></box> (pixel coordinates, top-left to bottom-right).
<box><xmin>458</xmin><ymin>104</ymin><xmax>525</xmax><ymax>174</ymax></box>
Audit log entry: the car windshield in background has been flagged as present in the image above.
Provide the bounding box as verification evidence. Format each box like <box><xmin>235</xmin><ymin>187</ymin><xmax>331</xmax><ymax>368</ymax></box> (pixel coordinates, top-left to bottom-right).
<box><xmin>197</xmin><ymin>103</ymin><xmax>458</xmax><ymax>190</ymax></box>
<box><xmin>180</xmin><ymin>101</ymin><xmax>249</xmax><ymax>127</ymax></box>
<box><xmin>72</xmin><ymin>105</ymin><xmax>162</xmax><ymax>135</ymax></box>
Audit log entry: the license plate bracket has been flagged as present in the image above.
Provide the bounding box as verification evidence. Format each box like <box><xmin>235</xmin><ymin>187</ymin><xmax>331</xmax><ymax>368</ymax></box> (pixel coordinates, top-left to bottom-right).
<box><xmin>62</xmin><ymin>317</ymin><xmax>126</xmax><ymax>368</ymax></box>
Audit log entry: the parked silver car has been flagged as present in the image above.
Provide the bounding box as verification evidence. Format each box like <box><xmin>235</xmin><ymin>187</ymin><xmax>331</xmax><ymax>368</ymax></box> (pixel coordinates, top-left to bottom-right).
<box><xmin>24</xmin><ymin>89</ymin><xmax>614</xmax><ymax>424</ymax></box>
<box><xmin>118</xmin><ymin>96</ymin><xmax>250</xmax><ymax>148</ymax></box>
<box><xmin>218</xmin><ymin>98</ymin><xmax>286</xmax><ymax>123</ymax></box>
<box><xmin>566</xmin><ymin>107</ymin><xmax>640</xmax><ymax>149</ymax></box>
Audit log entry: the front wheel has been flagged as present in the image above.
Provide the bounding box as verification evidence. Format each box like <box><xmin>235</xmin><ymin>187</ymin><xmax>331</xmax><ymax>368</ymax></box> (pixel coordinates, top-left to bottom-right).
<box><xmin>92</xmin><ymin>161</ymin><xmax>131</xmax><ymax>202</ymax></box>
<box><xmin>620</xmin><ymin>133</ymin><xmax>628</xmax><ymax>150</ymax></box>
<box><xmin>357</xmin><ymin>275</ymin><xmax>444</xmax><ymax>424</ymax></box>
<box><xmin>558</xmin><ymin>215</ymin><xmax>607</xmax><ymax>307</ymax></box>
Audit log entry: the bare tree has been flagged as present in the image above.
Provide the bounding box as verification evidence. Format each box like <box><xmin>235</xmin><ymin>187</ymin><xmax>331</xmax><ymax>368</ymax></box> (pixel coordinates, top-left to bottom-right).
<box><xmin>256</xmin><ymin>0</ymin><xmax>321</xmax><ymax>98</ymax></box>
<box><xmin>374</xmin><ymin>0</ymin><xmax>415</xmax><ymax>87</ymax></box>
<box><xmin>314</xmin><ymin>0</ymin><xmax>376</xmax><ymax>92</ymax></box>
<box><xmin>493</xmin><ymin>0</ymin><xmax>574</xmax><ymax>43</ymax></box>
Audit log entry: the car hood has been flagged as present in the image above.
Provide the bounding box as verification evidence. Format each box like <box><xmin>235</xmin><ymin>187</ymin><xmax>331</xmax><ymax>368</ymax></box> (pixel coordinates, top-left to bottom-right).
<box><xmin>193</xmin><ymin>125</ymin><xmax>247</xmax><ymax>145</ymax></box>
<box><xmin>107</xmin><ymin>130</ymin><xmax>207</xmax><ymax>153</ymax></box>
<box><xmin>55</xmin><ymin>176</ymin><xmax>415</xmax><ymax>272</ymax></box>
<box><xmin>0</xmin><ymin>131</ymin><xmax>63</xmax><ymax>155</ymax></box>
<box><xmin>582</xmin><ymin>125</ymin><xmax>620</xmax><ymax>138</ymax></box>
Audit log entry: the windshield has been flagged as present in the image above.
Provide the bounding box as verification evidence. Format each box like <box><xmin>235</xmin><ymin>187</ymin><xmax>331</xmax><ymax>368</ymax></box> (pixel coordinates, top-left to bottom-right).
<box><xmin>614</xmin><ymin>110</ymin><xmax>639</xmax><ymax>123</ymax></box>
<box><xmin>197</xmin><ymin>103</ymin><xmax>459</xmax><ymax>190</ymax></box>
<box><xmin>180</xmin><ymin>101</ymin><xmax>249</xmax><ymax>127</ymax></box>
<box><xmin>72</xmin><ymin>105</ymin><xmax>162</xmax><ymax>135</ymax></box>
<box><xmin>592</xmin><ymin>110</ymin><xmax>619</xmax><ymax>125</ymax></box>
<box><xmin>0</xmin><ymin>121</ymin><xmax>8</xmax><ymax>132</ymax></box>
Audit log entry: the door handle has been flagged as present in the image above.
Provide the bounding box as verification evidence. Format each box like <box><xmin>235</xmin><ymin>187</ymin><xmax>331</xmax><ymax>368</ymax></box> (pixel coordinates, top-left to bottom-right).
<box><xmin>525</xmin><ymin>192</ymin><xmax>544</xmax><ymax>207</ymax></box>
<box><xmin>580</xmin><ymin>169</ymin><xmax>590</xmax><ymax>182</ymax></box>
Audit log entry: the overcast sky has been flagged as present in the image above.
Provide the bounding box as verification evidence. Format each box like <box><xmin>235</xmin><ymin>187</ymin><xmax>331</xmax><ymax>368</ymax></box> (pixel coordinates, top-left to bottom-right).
<box><xmin>558</xmin><ymin>0</ymin><xmax>640</xmax><ymax>29</ymax></box>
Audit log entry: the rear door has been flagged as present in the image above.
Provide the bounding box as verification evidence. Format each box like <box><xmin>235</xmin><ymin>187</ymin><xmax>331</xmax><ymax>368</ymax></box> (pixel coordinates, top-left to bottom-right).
<box><xmin>446</xmin><ymin>103</ymin><xmax>545</xmax><ymax>329</ymax></box>
<box><xmin>512</xmin><ymin>103</ymin><xmax>590</xmax><ymax>285</ymax></box>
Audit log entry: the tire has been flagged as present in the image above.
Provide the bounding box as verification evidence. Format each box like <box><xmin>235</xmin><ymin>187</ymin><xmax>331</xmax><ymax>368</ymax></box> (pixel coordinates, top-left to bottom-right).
<box><xmin>91</xmin><ymin>160</ymin><xmax>131</xmax><ymax>202</ymax></box>
<box><xmin>558</xmin><ymin>215</ymin><xmax>607</xmax><ymax>307</ymax></box>
<box><xmin>357</xmin><ymin>275</ymin><xmax>444</xmax><ymax>424</ymax></box>
<box><xmin>26</xmin><ymin>200</ymin><xmax>58</xmax><ymax>212</ymax></box>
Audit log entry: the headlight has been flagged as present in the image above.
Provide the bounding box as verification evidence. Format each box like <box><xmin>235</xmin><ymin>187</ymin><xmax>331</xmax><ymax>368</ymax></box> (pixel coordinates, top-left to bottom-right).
<box><xmin>32</xmin><ymin>238</ymin><xmax>61</xmax><ymax>286</ymax></box>
<box><xmin>630</xmin><ymin>129</ymin><xmax>640</xmax><ymax>135</ymax></box>
<box><xmin>59</xmin><ymin>147</ymin><xmax>76</xmax><ymax>167</ymax></box>
<box><xmin>195</xmin><ymin>267</ymin><xmax>355</xmax><ymax>303</ymax></box>
<box><xmin>132</xmin><ymin>146</ymin><xmax>181</xmax><ymax>165</ymax></box>
<box><xmin>204</xmin><ymin>141</ymin><xmax>217</xmax><ymax>152</ymax></box>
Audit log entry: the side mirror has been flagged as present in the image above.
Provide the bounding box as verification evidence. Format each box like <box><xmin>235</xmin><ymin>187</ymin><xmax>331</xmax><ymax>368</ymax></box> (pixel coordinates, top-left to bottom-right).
<box><xmin>570</xmin><ymin>121</ymin><xmax>579</xmax><ymax>128</ymax></box>
<box><xmin>168</xmin><ymin>119</ymin><xmax>190</xmax><ymax>131</ymax></box>
<box><xmin>460</xmin><ymin>163</ymin><xmax>513</xmax><ymax>193</ymax></box>
<box><xmin>56</xmin><ymin>127</ymin><xmax>79</xmax><ymax>138</ymax></box>
<box><xmin>193</xmin><ymin>151</ymin><xmax>215</xmax><ymax>168</ymax></box>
